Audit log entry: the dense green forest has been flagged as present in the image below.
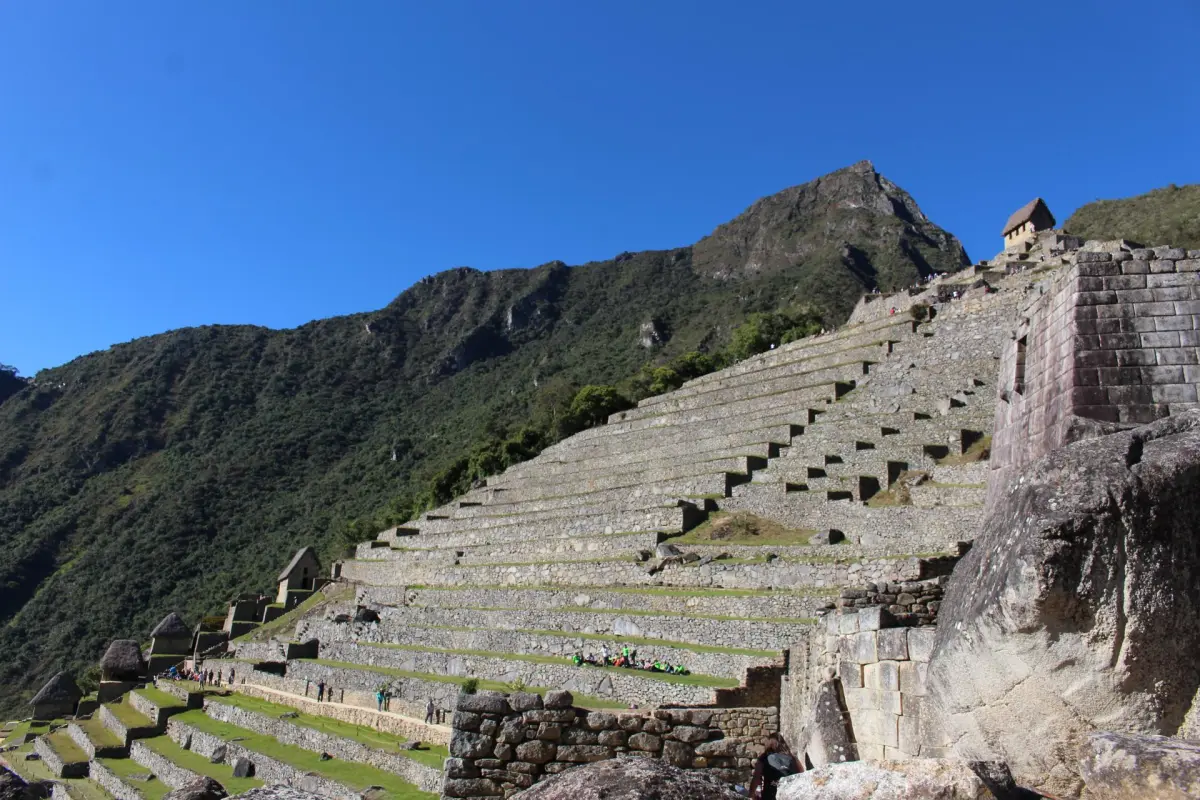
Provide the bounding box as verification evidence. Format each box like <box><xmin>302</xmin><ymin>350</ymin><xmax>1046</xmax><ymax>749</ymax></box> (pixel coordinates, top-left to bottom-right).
<box><xmin>0</xmin><ymin>161</ymin><xmax>969</xmax><ymax>712</ymax></box>
<box><xmin>1065</xmin><ymin>183</ymin><xmax>1200</xmax><ymax>249</ymax></box>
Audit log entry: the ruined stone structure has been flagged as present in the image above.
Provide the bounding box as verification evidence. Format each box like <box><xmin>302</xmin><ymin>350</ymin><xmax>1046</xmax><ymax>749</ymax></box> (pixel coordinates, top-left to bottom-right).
<box><xmin>990</xmin><ymin>241</ymin><xmax>1200</xmax><ymax>503</ymax></box>
<box><xmin>17</xmin><ymin>231</ymin><xmax>1200</xmax><ymax>800</ymax></box>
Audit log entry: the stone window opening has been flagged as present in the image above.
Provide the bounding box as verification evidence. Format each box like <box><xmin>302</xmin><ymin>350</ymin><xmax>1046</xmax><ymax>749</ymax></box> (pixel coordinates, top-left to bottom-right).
<box><xmin>1014</xmin><ymin>336</ymin><xmax>1027</xmax><ymax>396</ymax></box>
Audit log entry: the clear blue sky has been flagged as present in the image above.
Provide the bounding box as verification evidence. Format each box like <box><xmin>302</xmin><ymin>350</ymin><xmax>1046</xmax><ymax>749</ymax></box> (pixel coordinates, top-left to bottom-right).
<box><xmin>2</xmin><ymin>1</ymin><xmax>1198</xmax><ymax>375</ymax></box>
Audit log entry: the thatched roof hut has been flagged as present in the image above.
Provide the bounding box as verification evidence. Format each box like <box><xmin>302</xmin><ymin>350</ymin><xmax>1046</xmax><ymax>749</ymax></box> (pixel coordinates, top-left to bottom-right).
<box><xmin>151</xmin><ymin>612</ymin><xmax>190</xmax><ymax>639</ymax></box>
<box><xmin>29</xmin><ymin>672</ymin><xmax>82</xmax><ymax>707</ymax></box>
<box><xmin>101</xmin><ymin>639</ymin><xmax>146</xmax><ymax>681</ymax></box>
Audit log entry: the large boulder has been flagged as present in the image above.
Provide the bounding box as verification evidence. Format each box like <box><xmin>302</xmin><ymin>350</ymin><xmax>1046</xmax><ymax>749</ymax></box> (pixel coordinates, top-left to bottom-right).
<box><xmin>1079</xmin><ymin>732</ymin><xmax>1200</xmax><ymax>800</ymax></box>
<box><xmin>776</xmin><ymin>759</ymin><xmax>990</xmax><ymax>799</ymax></box>
<box><xmin>162</xmin><ymin>777</ymin><xmax>227</xmax><ymax>800</ymax></box>
<box><xmin>926</xmin><ymin>414</ymin><xmax>1200</xmax><ymax>797</ymax></box>
<box><xmin>511</xmin><ymin>756</ymin><xmax>742</xmax><ymax>799</ymax></box>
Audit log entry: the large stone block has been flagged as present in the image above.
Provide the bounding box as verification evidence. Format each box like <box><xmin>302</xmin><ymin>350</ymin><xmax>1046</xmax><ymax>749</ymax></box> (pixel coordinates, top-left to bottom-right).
<box><xmin>898</xmin><ymin>661</ymin><xmax>927</xmax><ymax>696</ymax></box>
<box><xmin>450</xmin><ymin>730</ymin><xmax>496</xmax><ymax>759</ymax></box>
<box><xmin>849</xmin><ymin>709</ymin><xmax>898</xmax><ymax>748</ymax></box>
<box><xmin>515</xmin><ymin>739</ymin><xmax>556</xmax><ymax>764</ymax></box>
<box><xmin>927</xmin><ymin>414</ymin><xmax>1200</xmax><ymax>798</ymax></box>
<box><xmin>856</xmin><ymin>606</ymin><xmax>895</xmax><ymax>632</ymax></box>
<box><xmin>776</xmin><ymin>759</ymin><xmax>986</xmax><ymax>800</ymax></box>
<box><xmin>1080</xmin><ymin>732</ymin><xmax>1200</xmax><ymax>800</ymax></box>
<box><xmin>628</xmin><ymin>732</ymin><xmax>662</xmax><ymax>752</ymax></box>
<box><xmin>862</xmin><ymin>661</ymin><xmax>900</xmax><ymax>692</ymax></box>
<box><xmin>906</xmin><ymin>628</ymin><xmax>935</xmax><ymax>662</ymax></box>
<box><xmin>876</xmin><ymin>629</ymin><xmax>908</xmax><ymax>661</ymax></box>
<box><xmin>457</xmin><ymin>691</ymin><xmax>511</xmax><ymax>715</ymax></box>
<box><xmin>849</xmin><ymin>631</ymin><xmax>878</xmax><ymax>664</ymax></box>
<box><xmin>556</xmin><ymin>744</ymin><xmax>613</xmax><ymax>763</ymax></box>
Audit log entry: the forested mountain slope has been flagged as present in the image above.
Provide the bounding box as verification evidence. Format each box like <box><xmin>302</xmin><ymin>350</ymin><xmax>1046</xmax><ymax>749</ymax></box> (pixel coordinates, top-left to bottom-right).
<box><xmin>1065</xmin><ymin>182</ymin><xmax>1200</xmax><ymax>249</ymax></box>
<box><xmin>0</xmin><ymin>160</ymin><xmax>968</xmax><ymax>712</ymax></box>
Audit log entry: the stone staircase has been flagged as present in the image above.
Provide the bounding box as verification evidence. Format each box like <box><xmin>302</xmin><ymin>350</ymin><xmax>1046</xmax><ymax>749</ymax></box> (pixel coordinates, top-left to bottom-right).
<box><xmin>5</xmin><ymin>678</ymin><xmax>444</xmax><ymax>800</ymax></box>
<box><xmin>209</xmin><ymin>272</ymin><xmax>1052</xmax><ymax>739</ymax></box>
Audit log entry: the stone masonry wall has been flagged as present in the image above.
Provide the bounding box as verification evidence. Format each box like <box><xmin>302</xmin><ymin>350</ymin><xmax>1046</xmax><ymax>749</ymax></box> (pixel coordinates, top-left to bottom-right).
<box><xmin>990</xmin><ymin>243</ymin><xmax>1200</xmax><ymax>502</ymax></box>
<box><xmin>443</xmin><ymin>689</ymin><xmax>776</xmax><ymax>799</ymax></box>
<box><xmin>806</xmin><ymin>605</ymin><xmax>942</xmax><ymax>762</ymax></box>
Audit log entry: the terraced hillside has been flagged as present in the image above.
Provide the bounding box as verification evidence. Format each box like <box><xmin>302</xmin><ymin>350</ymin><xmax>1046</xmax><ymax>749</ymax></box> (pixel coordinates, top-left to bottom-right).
<box><xmin>205</xmin><ymin>260</ymin><xmax>1048</xmax><ymax>736</ymax></box>
<box><xmin>2</xmin><ymin>679</ymin><xmax>445</xmax><ymax>800</ymax></box>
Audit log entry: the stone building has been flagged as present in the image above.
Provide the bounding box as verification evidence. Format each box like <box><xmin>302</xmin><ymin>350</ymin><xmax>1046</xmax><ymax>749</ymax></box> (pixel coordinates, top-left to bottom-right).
<box><xmin>1002</xmin><ymin>198</ymin><xmax>1055</xmax><ymax>250</ymax></box>
<box><xmin>148</xmin><ymin>611</ymin><xmax>191</xmax><ymax>674</ymax></box>
<box><xmin>276</xmin><ymin>546</ymin><xmax>322</xmax><ymax>605</ymax></box>
<box><xmin>989</xmin><ymin>242</ymin><xmax>1200</xmax><ymax>503</ymax></box>
<box><xmin>28</xmin><ymin>671</ymin><xmax>81</xmax><ymax>719</ymax></box>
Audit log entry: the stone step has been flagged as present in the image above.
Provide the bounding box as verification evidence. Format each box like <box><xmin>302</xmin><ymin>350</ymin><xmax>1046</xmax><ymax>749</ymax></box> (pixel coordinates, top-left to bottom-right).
<box><xmin>615</xmin><ymin>361</ymin><xmax>869</xmax><ymax>424</ymax></box>
<box><xmin>162</xmin><ymin>712</ymin><xmax>432</xmax><ymax>799</ymax></box>
<box><xmin>299</xmin><ymin>619</ymin><xmax>778</xmax><ymax>681</ymax></box>
<box><xmin>402</xmin><ymin>505</ymin><xmax>692</xmax><ymax>548</ymax></box>
<box><xmin>307</xmin><ymin>641</ymin><xmax>726</xmax><ymax>708</ymax></box>
<box><xmin>339</xmin><ymin>546</ymin><xmax>927</xmax><ymax>593</ymax></box>
<box><xmin>489</xmin><ymin>439</ymin><xmax>781</xmax><ymax>486</ymax></box>
<box><xmin>584</xmin><ymin>380</ymin><xmax>845</xmax><ymax>440</ymax></box>
<box><xmin>200</xmin><ymin>696</ymin><xmax>443</xmax><ymax>793</ymax></box>
<box><xmin>66</xmin><ymin>717</ymin><xmax>128</xmax><ymax>760</ymax></box>
<box><xmin>416</xmin><ymin>493</ymin><xmax>688</xmax><ymax>530</ymax></box>
<box><xmin>356</xmin><ymin>531</ymin><xmax>663</xmax><ymax>564</ymax></box>
<box><xmin>716</xmin><ymin>491</ymin><xmax>977</xmax><ymax>555</ymax></box>
<box><xmin>678</xmin><ymin>317</ymin><xmax>920</xmax><ymax>390</ymax></box>
<box><xmin>99</xmin><ymin>699</ymin><xmax>160</xmax><ymax>749</ymax></box>
<box><xmin>477</xmin><ymin>455</ymin><xmax>759</xmax><ymax>505</ymax></box>
<box><xmin>638</xmin><ymin>341</ymin><xmax>889</xmax><ymax>411</ymax></box>
<box><xmin>352</xmin><ymin>604</ymin><xmax>814</xmax><ymax>651</ymax></box>
<box><xmin>33</xmin><ymin>732</ymin><xmax>89</xmax><ymax>779</ymax></box>
<box><xmin>359</xmin><ymin>584</ymin><xmax>826</xmax><ymax>620</ymax></box>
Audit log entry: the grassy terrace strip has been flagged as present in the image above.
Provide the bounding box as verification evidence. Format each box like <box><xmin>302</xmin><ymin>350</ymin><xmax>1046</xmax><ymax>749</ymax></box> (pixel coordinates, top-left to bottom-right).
<box><xmin>408</xmin><ymin>583</ymin><xmax>836</xmax><ymax>598</ymax></box>
<box><xmin>447</xmin><ymin>604</ymin><xmax>815</xmax><ymax>625</ymax></box>
<box><xmin>1</xmin><ymin>720</ymin><xmax>32</xmax><ymax>746</ymax></box>
<box><xmin>393</xmin><ymin>621</ymin><xmax>780</xmax><ymax>657</ymax></box>
<box><xmin>105</xmin><ymin>697</ymin><xmax>155</xmax><ymax>728</ymax></box>
<box><xmin>141</xmin><ymin>733</ymin><xmax>263</xmax><ymax>794</ymax></box>
<box><xmin>134</xmin><ymin>687</ymin><xmax>187</xmax><ymax>709</ymax></box>
<box><xmin>516</xmin><ymin>628</ymin><xmax>779</xmax><ymax>658</ymax></box>
<box><xmin>215</xmin><ymin>692</ymin><xmax>447</xmax><ymax>770</ymax></box>
<box><xmin>96</xmin><ymin>755</ymin><xmax>170</xmax><ymax>800</ymax></box>
<box><xmin>298</xmin><ymin>659</ymin><xmax>627</xmax><ymax>710</ymax></box>
<box><xmin>447</xmin><ymin>554</ymin><xmax>638</xmax><ymax>568</ymax></box>
<box><xmin>78</xmin><ymin>715</ymin><xmax>126</xmax><ymax>749</ymax></box>
<box><xmin>61</xmin><ymin>777</ymin><xmax>116</xmax><ymax>800</ymax></box>
<box><xmin>356</xmin><ymin>641</ymin><xmax>740</xmax><ymax>688</ymax></box>
<box><xmin>237</xmin><ymin>585</ymin><xmax>351</xmax><ymax>644</ymax></box>
<box><xmin>7</xmin><ymin>740</ymin><xmax>114</xmax><ymax>800</ymax></box>
<box><xmin>48</xmin><ymin>729</ymin><xmax>90</xmax><ymax>764</ymax></box>
<box><xmin>393</xmin><ymin>530</ymin><xmax>654</xmax><ymax>553</ymax></box>
<box><xmin>172</xmin><ymin>710</ymin><xmax>436</xmax><ymax>800</ymax></box>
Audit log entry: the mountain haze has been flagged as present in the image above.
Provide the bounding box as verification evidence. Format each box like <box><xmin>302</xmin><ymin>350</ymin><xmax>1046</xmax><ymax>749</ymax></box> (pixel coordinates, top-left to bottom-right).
<box><xmin>0</xmin><ymin>161</ymin><xmax>968</xmax><ymax>713</ymax></box>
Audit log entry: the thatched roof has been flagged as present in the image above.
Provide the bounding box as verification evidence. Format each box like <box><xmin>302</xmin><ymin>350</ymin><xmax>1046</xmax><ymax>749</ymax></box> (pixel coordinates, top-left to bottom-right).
<box><xmin>29</xmin><ymin>672</ymin><xmax>81</xmax><ymax>706</ymax></box>
<box><xmin>1003</xmin><ymin>198</ymin><xmax>1055</xmax><ymax>235</ymax></box>
<box><xmin>278</xmin><ymin>546</ymin><xmax>320</xmax><ymax>582</ymax></box>
<box><xmin>151</xmin><ymin>612</ymin><xmax>190</xmax><ymax>639</ymax></box>
<box><xmin>101</xmin><ymin>639</ymin><xmax>146</xmax><ymax>680</ymax></box>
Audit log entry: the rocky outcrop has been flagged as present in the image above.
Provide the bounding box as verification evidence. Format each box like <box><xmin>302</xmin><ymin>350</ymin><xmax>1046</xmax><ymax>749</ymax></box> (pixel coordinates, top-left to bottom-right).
<box><xmin>776</xmin><ymin>759</ymin><xmax>990</xmax><ymax>799</ymax></box>
<box><xmin>1079</xmin><ymin>732</ymin><xmax>1200</xmax><ymax>800</ymax></box>
<box><xmin>926</xmin><ymin>413</ymin><xmax>1200</xmax><ymax>797</ymax></box>
<box><xmin>511</xmin><ymin>757</ymin><xmax>743</xmax><ymax>799</ymax></box>
<box><xmin>162</xmin><ymin>777</ymin><xmax>228</xmax><ymax>800</ymax></box>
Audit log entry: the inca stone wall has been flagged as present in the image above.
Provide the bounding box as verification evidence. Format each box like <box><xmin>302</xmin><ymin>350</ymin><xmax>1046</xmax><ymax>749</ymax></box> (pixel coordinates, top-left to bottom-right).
<box><xmin>442</xmin><ymin>690</ymin><xmax>776</xmax><ymax>799</ymax></box>
<box><xmin>990</xmin><ymin>243</ymin><xmax>1200</xmax><ymax>501</ymax></box>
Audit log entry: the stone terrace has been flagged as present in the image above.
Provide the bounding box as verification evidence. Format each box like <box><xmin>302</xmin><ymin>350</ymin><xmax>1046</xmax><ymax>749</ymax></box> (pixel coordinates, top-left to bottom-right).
<box><xmin>225</xmin><ymin>266</ymin><xmax>1063</xmax><ymax>731</ymax></box>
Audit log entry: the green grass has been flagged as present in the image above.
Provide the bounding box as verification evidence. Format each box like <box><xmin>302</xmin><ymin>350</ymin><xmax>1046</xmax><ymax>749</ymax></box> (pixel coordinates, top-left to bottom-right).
<box><xmin>213</xmin><ymin>693</ymin><xmax>447</xmax><ymax>769</ymax></box>
<box><xmin>77</xmin><ymin>715</ymin><xmax>125</xmax><ymax>749</ymax></box>
<box><xmin>2</xmin><ymin>720</ymin><xmax>31</xmax><ymax>746</ymax></box>
<box><xmin>47</xmin><ymin>729</ymin><xmax>90</xmax><ymax>764</ymax></box>
<box><xmin>356</xmin><ymin>641</ymin><xmax>739</xmax><ymax>688</ymax></box>
<box><xmin>134</xmin><ymin>687</ymin><xmax>187</xmax><ymax>710</ymax></box>
<box><xmin>299</xmin><ymin>659</ymin><xmax>627</xmax><ymax>710</ymax></box>
<box><xmin>6</xmin><ymin>741</ymin><xmax>61</xmax><ymax>784</ymax></box>
<box><xmin>171</xmin><ymin>711</ymin><xmax>435</xmax><ymax>799</ymax></box>
<box><xmin>156</xmin><ymin>678</ymin><xmax>204</xmax><ymax>695</ymax></box>
<box><xmin>671</xmin><ymin>511</ymin><xmax>818</xmax><ymax>546</ymax></box>
<box><xmin>516</xmin><ymin>628</ymin><xmax>778</xmax><ymax>657</ymax></box>
<box><xmin>937</xmin><ymin>434</ymin><xmax>991</xmax><ymax>466</ymax></box>
<box><xmin>140</xmin><ymin>734</ymin><xmax>263</xmax><ymax>794</ymax></box>
<box><xmin>236</xmin><ymin>584</ymin><xmax>351</xmax><ymax>644</ymax></box>
<box><xmin>104</xmin><ymin>697</ymin><xmax>155</xmax><ymax>729</ymax></box>
<box><xmin>411</xmin><ymin>583</ymin><xmax>831</xmax><ymax>598</ymax></box>
<box><xmin>459</xmin><ymin>604</ymin><xmax>814</xmax><ymax>625</ymax></box>
<box><xmin>95</xmin><ymin>756</ymin><xmax>170</xmax><ymax>800</ymax></box>
<box><xmin>62</xmin><ymin>777</ymin><xmax>117</xmax><ymax>800</ymax></box>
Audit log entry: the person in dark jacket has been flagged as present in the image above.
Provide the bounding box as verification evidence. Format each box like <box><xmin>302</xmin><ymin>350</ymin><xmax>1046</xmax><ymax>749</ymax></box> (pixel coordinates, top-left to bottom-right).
<box><xmin>749</xmin><ymin>735</ymin><xmax>798</xmax><ymax>799</ymax></box>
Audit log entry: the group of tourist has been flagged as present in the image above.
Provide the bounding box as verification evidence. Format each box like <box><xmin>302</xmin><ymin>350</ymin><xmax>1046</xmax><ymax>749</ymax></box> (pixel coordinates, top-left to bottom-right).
<box><xmin>304</xmin><ymin>678</ymin><xmax>341</xmax><ymax>703</ymax></box>
<box><xmin>155</xmin><ymin>663</ymin><xmax>227</xmax><ymax>689</ymax></box>
<box><xmin>570</xmin><ymin>645</ymin><xmax>690</xmax><ymax>675</ymax></box>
